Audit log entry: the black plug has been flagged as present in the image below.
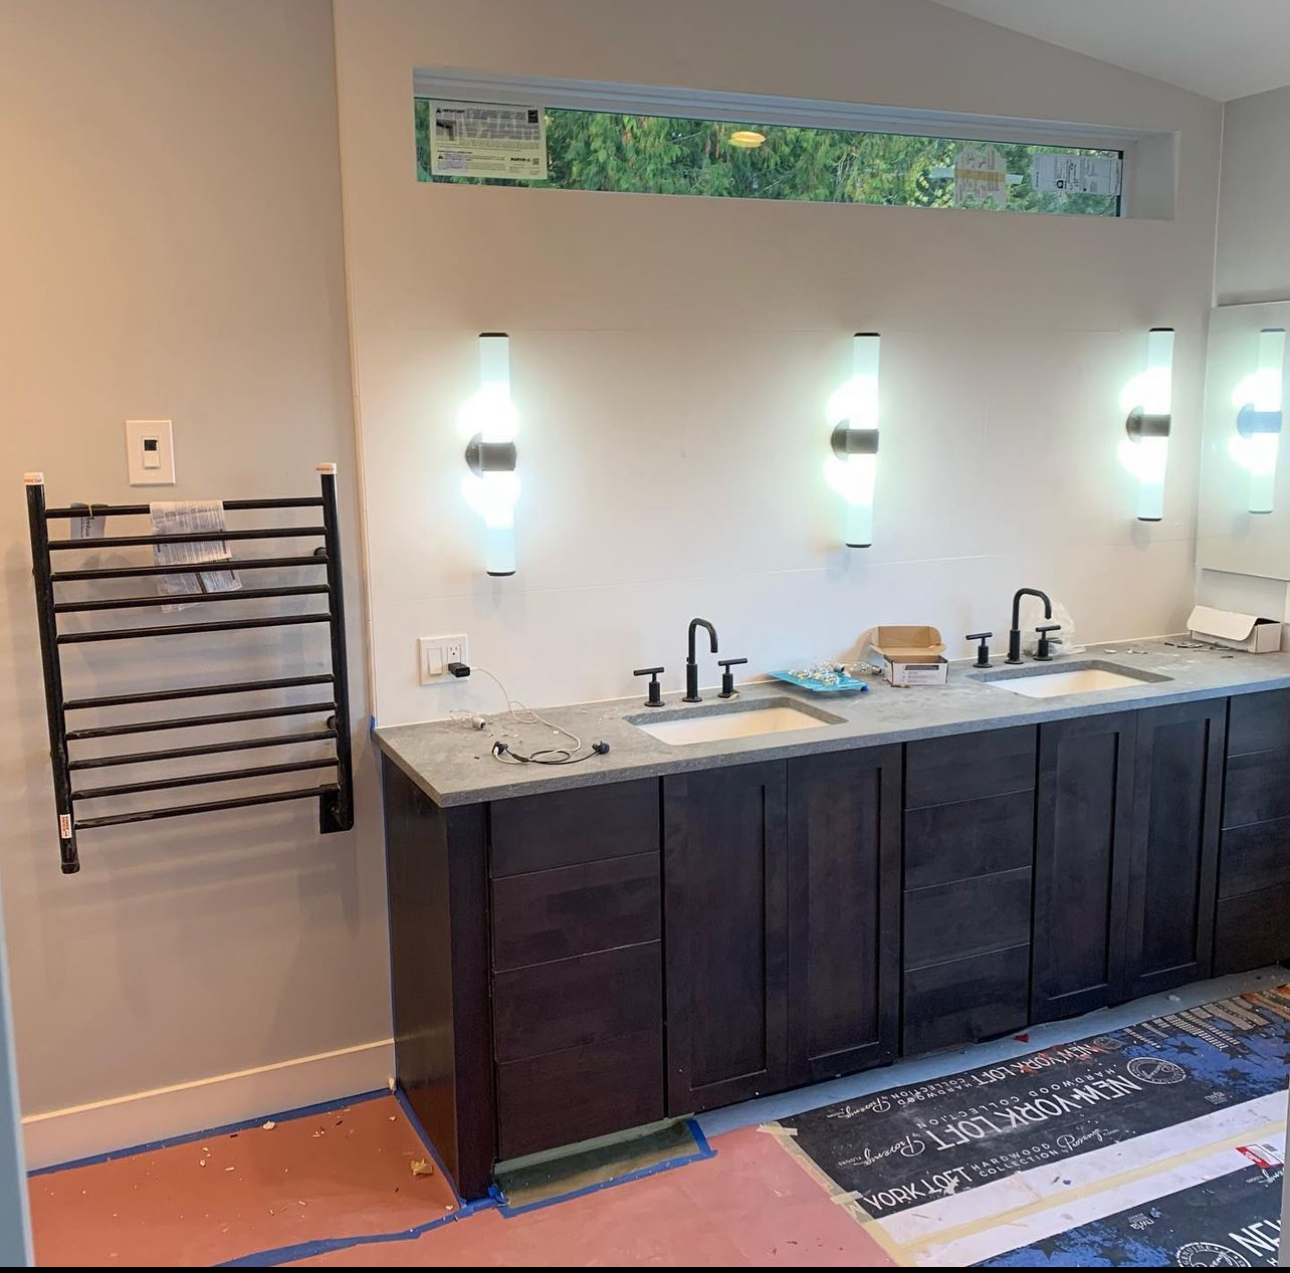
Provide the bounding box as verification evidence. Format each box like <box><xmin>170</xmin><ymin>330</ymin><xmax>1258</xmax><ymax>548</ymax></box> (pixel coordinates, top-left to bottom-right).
<box><xmin>447</xmin><ymin>661</ymin><xmax>471</xmax><ymax>678</ymax></box>
<box><xmin>593</xmin><ymin>741</ymin><xmax>610</xmax><ymax>754</ymax></box>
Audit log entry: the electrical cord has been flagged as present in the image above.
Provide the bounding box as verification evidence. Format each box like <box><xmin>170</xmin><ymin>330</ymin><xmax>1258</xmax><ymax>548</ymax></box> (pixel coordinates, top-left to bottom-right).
<box><xmin>450</xmin><ymin>666</ymin><xmax>610</xmax><ymax>766</ymax></box>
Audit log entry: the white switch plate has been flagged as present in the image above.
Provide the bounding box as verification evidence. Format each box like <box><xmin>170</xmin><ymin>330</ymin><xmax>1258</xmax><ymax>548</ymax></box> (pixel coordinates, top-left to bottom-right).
<box><xmin>126</xmin><ymin>419</ymin><xmax>176</xmax><ymax>486</ymax></box>
<box><xmin>418</xmin><ymin>634</ymin><xmax>468</xmax><ymax>685</ymax></box>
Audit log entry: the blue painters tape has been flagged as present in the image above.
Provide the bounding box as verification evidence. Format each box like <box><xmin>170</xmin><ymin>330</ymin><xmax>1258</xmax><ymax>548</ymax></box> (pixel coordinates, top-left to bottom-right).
<box><xmin>494</xmin><ymin>1117</ymin><xmax>717</xmax><ymax>1218</ymax></box>
<box><xmin>217</xmin><ymin>1196</ymin><xmax>498</xmax><ymax>1268</ymax></box>
<box><xmin>28</xmin><ymin>1087</ymin><xmax>389</xmax><ymax>1178</ymax></box>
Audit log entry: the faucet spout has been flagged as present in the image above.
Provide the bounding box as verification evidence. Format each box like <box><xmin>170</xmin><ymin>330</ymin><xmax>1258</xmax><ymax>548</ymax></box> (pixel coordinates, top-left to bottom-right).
<box><xmin>684</xmin><ymin>618</ymin><xmax>719</xmax><ymax>702</ymax></box>
<box><xmin>1007</xmin><ymin>588</ymin><xmax>1053</xmax><ymax>664</ymax></box>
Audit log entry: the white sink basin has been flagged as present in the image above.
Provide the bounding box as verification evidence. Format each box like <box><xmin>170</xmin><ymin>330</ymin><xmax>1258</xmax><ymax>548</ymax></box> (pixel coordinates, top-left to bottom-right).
<box><xmin>631</xmin><ymin>699</ymin><xmax>843</xmax><ymax>746</ymax></box>
<box><xmin>980</xmin><ymin>661</ymin><xmax>1171</xmax><ymax>699</ymax></box>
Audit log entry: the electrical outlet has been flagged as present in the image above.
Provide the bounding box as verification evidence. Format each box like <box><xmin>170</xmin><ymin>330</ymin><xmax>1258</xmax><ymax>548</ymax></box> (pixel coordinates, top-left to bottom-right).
<box><xmin>418</xmin><ymin>634</ymin><xmax>469</xmax><ymax>685</ymax></box>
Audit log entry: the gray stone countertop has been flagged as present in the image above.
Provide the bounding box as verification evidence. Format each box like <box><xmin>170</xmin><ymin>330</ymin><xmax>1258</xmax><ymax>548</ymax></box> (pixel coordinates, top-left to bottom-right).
<box><xmin>373</xmin><ymin>637</ymin><xmax>1290</xmax><ymax>808</ymax></box>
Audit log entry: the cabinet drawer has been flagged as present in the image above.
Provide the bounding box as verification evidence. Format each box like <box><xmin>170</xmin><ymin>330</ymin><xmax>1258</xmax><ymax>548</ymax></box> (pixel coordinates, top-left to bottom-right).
<box><xmin>1219</xmin><ymin>818</ymin><xmax>1290</xmax><ymax>899</ymax></box>
<box><xmin>904</xmin><ymin>867</ymin><xmax>1032</xmax><ymax>969</ymax></box>
<box><xmin>1228</xmin><ymin>689</ymin><xmax>1290</xmax><ymax>757</ymax></box>
<box><xmin>492</xmin><ymin>853</ymin><xmax>660</xmax><ymax>971</ymax></box>
<box><xmin>496</xmin><ymin>1029</ymin><xmax>665</xmax><ymax>1160</ymax></box>
<box><xmin>493</xmin><ymin>942</ymin><xmax>661</xmax><ymax>1062</ymax></box>
<box><xmin>1214</xmin><ymin>886</ymin><xmax>1290</xmax><ymax>974</ymax></box>
<box><xmin>904</xmin><ymin>791</ymin><xmax>1034</xmax><ymax>889</ymax></box>
<box><xmin>490</xmin><ymin>779</ymin><xmax>660</xmax><ymax>877</ymax></box>
<box><xmin>903</xmin><ymin>944</ymin><xmax>1030</xmax><ymax>1056</ymax></box>
<box><xmin>905</xmin><ymin>727</ymin><xmax>1036</xmax><ymax>810</ymax></box>
<box><xmin>1222</xmin><ymin>749</ymin><xmax>1290</xmax><ymax>828</ymax></box>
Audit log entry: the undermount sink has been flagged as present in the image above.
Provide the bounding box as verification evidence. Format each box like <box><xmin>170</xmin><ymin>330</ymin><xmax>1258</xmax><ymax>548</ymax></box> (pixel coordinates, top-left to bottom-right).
<box><xmin>629</xmin><ymin>697</ymin><xmax>844</xmax><ymax>746</ymax></box>
<box><xmin>977</xmin><ymin>660</ymin><xmax>1172</xmax><ymax>699</ymax></box>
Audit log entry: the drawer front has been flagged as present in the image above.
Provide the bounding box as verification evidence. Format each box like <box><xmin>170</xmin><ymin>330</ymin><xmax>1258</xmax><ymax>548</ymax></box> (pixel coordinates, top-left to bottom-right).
<box><xmin>1219</xmin><ymin>818</ymin><xmax>1290</xmax><ymax>899</ymax></box>
<box><xmin>904</xmin><ymin>791</ymin><xmax>1034</xmax><ymax>890</ymax></box>
<box><xmin>496</xmin><ymin>1029</ymin><xmax>665</xmax><ymax>1160</ymax></box>
<box><xmin>903</xmin><ymin>944</ymin><xmax>1031</xmax><ymax>1056</ymax></box>
<box><xmin>490</xmin><ymin>779</ymin><xmax>660</xmax><ymax>877</ymax></box>
<box><xmin>1222</xmin><ymin>749</ymin><xmax>1290</xmax><ymax>828</ymax></box>
<box><xmin>905</xmin><ymin>727</ymin><xmax>1036</xmax><ymax>811</ymax></box>
<box><xmin>904</xmin><ymin>867</ymin><xmax>1032</xmax><ymax>969</ymax></box>
<box><xmin>493</xmin><ymin>942</ymin><xmax>662</xmax><ymax>1062</ymax></box>
<box><xmin>1214</xmin><ymin>886</ymin><xmax>1290</xmax><ymax>974</ymax></box>
<box><xmin>492</xmin><ymin>852</ymin><xmax>660</xmax><ymax>971</ymax></box>
<box><xmin>1228</xmin><ymin>689</ymin><xmax>1290</xmax><ymax>757</ymax></box>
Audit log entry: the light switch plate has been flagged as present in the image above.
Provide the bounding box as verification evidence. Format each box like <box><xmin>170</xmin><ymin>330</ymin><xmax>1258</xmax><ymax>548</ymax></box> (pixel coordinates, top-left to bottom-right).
<box><xmin>418</xmin><ymin>634</ymin><xmax>468</xmax><ymax>685</ymax></box>
<box><xmin>126</xmin><ymin>419</ymin><xmax>176</xmax><ymax>486</ymax></box>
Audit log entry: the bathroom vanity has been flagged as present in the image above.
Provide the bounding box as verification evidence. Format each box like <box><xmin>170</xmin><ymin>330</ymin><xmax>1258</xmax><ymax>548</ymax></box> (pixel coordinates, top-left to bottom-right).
<box><xmin>376</xmin><ymin>641</ymin><xmax>1290</xmax><ymax>1199</ymax></box>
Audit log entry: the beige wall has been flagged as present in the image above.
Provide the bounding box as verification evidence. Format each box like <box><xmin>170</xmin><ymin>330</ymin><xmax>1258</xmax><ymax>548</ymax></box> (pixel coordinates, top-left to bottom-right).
<box><xmin>0</xmin><ymin>0</ymin><xmax>389</xmax><ymax>1131</ymax></box>
<box><xmin>333</xmin><ymin>0</ymin><xmax>1223</xmax><ymax>727</ymax></box>
<box><xmin>1216</xmin><ymin>85</ymin><xmax>1290</xmax><ymax>306</ymax></box>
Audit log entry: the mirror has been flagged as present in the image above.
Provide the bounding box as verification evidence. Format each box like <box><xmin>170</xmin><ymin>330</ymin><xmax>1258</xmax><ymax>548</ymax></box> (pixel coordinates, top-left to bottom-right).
<box><xmin>1198</xmin><ymin>301</ymin><xmax>1290</xmax><ymax>580</ymax></box>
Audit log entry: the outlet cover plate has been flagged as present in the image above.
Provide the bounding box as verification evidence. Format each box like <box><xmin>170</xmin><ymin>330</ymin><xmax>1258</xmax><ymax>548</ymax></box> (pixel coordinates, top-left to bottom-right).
<box><xmin>418</xmin><ymin>634</ymin><xmax>468</xmax><ymax>685</ymax></box>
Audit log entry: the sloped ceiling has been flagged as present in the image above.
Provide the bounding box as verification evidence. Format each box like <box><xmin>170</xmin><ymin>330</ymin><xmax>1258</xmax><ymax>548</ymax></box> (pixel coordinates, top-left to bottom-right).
<box><xmin>932</xmin><ymin>0</ymin><xmax>1290</xmax><ymax>101</ymax></box>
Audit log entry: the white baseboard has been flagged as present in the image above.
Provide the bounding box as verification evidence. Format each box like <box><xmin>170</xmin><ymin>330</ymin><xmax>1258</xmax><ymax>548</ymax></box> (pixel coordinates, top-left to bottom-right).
<box><xmin>22</xmin><ymin>1038</ymin><xmax>394</xmax><ymax>1171</ymax></box>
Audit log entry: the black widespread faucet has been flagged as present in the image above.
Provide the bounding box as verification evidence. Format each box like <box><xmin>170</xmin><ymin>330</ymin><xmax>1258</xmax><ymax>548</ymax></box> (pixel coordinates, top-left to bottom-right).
<box><xmin>1007</xmin><ymin>588</ymin><xmax>1053</xmax><ymax>664</ymax></box>
<box><xmin>684</xmin><ymin>618</ymin><xmax>719</xmax><ymax>702</ymax></box>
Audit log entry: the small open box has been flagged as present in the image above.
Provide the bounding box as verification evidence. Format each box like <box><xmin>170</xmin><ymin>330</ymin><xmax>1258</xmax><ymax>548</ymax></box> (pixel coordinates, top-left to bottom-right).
<box><xmin>1187</xmin><ymin>605</ymin><xmax>1282</xmax><ymax>654</ymax></box>
<box><xmin>868</xmin><ymin>625</ymin><xmax>948</xmax><ymax>686</ymax></box>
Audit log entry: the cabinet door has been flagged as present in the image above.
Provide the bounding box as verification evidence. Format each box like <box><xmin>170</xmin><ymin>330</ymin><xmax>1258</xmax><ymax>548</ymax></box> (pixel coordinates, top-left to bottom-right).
<box><xmin>786</xmin><ymin>747</ymin><xmax>901</xmax><ymax>1085</ymax></box>
<box><xmin>1124</xmin><ymin>700</ymin><xmax>1225</xmax><ymax>999</ymax></box>
<box><xmin>1032</xmin><ymin>712</ymin><xmax>1136</xmax><ymax>1023</ymax></box>
<box><xmin>663</xmin><ymin>762</ymin><xmax>789</xmax><ymax>1114</ymax></box>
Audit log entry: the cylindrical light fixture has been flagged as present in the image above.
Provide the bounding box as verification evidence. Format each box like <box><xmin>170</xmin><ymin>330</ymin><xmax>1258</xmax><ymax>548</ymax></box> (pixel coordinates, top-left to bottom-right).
<box><xmin>458</xmin><ymin>332</ymin><xmax>519</xmax><ymax>575</ymax></box>
<box><xmin>1118</xmin><ymin>327</ymin><xmax>1174</xmax><ymax>522</ymax></box>
<box><xmin>1229</xmin><ymin>327</ymin><xmax>1285</xmax><ymax>515</ymax></box>
<box><xmin>824</xmin><ymin>333</ymin><xmax>880</xmax><ymax>549</ymax></box>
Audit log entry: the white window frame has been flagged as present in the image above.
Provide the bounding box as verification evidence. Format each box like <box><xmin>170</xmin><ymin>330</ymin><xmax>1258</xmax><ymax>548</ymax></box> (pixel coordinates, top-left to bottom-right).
<box><xmin>413</xmin><ymin>68</ymin><xmax>1165</xmax><ymax>219</ymax></box>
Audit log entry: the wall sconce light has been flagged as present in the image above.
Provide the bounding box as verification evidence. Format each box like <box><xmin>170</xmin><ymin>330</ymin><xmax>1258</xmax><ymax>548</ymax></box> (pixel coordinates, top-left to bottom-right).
<box><xmin>1118</xmin><ymin>327</ymin><xmax>1174</xmax><ymax>522</ymax></box>
<box><xmin>824</xmin><ymin>333</ymin><xmax>880</xmax><ymax>548</ymax></box>
<box><xmin>1229</xmin><ymin>327</ymin><xmax>1285</xmax><ymax>515</ymax></box>
<box><xmin>458</xmin><ymin>332</ymin><xmax>519</xmax><ymax>576</ymax></box>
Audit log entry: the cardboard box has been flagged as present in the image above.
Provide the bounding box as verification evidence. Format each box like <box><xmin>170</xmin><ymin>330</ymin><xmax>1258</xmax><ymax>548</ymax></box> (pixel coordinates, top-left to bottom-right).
<box><xmin>1187</xmin><ymin>605</ymin><xmax>1282</xmax><ymax>654</ymax></box>
<box><xmin>868</xmin><ymin>625</ymin><xmax>949</xmax><ymax>687</ymax></box>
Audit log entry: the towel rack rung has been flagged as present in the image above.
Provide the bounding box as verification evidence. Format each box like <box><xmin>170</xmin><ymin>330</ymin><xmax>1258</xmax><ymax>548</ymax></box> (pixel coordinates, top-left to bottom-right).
<box><xmin>52</xmin><ymin>555</ymin><xmax>327</xmax><ymax>583</ymax></box>
<box><xmin>57</xmin><ymin>613</ymin><xmax>331</xmax><ymax>644</ymax></box>
<box><xmin>45</xmin><ymin>497</ymin><xmax>324</xmax><ymax>518</ymax></box>
<box><xmin>64</xmin><ymin>674</ymin><xmax>335</xmax><ymax>712</ymax></box>
<box><xmin>65</xmin><ymin>701</ymin><xmax>336</xmax><ymax>741</ymax></box>
<box><xmin>48</xmin><ymin>526</ymin><xmax>326</xmax><ymax>550</ymax></box>
<box><xmin>55</xmin><ymin>584</ymin><xmax>330</xmax><ymax>613</ymax></box>
<box><xmin>66</xmin><ymin>728</ymin><xmax>338</xmax><ymax>771</ymax></box>
<box><xmin>73</xmin><ymin>758</ymin><xmax>338</xmax><ymax>801</ymax></box>
<box><xmin>74</xmin><ymin>784</ymin><xmax>341</xmax><ymax>830</ymax></box>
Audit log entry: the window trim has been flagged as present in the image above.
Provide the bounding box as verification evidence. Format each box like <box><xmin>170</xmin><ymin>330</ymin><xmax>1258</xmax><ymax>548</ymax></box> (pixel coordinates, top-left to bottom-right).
<box><xmin>414</xmin><ymin>68</ymin><xmax>1155</xmax><ymax>214</ymax></box>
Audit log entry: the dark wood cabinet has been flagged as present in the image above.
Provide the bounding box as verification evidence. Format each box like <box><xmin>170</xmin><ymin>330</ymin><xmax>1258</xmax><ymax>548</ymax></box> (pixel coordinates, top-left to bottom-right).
<box><xmin>902</xmin><ymin>727</ymin><xmax>1037</xmax><ymax>1053</ymax></box>
<box><xmin>1032</xmin><ymin>712</ymin><xmax>1136</xmax><ymax>1023</ymax></box>
<box><xmin>663</xmin><ymin>761</ymin><xmax>789</xmax><ymax>1114</ymax></box>
<box><xmin>786</xmin><ymin>747</ymin><xmax>901</xmax><ymax>1084</ymax></box>
<box><xmin>1216</xmin><ymin>689</ymin><xmax>1290</xmax><ymax>973</ymax></box>
<box><xmin>1123</xmin><ymin>699</ymin><xmax>1225</xmax><ymax>998</ymax></box>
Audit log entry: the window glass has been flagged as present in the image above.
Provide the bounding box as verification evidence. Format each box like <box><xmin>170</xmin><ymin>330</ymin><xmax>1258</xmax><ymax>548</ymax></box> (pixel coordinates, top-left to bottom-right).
<box><xmin>414</xmin><ymin>100</ymin><xmax>1123</xmax><ymax>217</ymax></box>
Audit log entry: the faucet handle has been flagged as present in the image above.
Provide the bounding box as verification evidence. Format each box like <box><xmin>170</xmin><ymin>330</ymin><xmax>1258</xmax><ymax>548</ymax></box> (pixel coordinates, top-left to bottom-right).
<box><xmin>717</xmin><ymin>657</ymin><xmax>747</xmax><ymax>699</ymax></box>
<box><xmin>1034</xmin><ymin>624</ymin><xmax>1061</xmax><ymax>662</ymax></box>
<box><xmin>633</xmin><ymin>666</ymin><xmax>665</xmax><ymax>707</ymax></box>
<box><xmin>965</xmin><ymin>631</ymin><xmax>993</xmax><ymax>669</ymax></box>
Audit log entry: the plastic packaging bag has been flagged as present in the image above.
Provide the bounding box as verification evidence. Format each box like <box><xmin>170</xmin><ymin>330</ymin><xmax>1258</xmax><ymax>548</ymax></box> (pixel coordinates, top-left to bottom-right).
<box><xmin>1018</xmin><ymin>596</ymin><xmax>1084</xmax><ymax>658</ymax></box>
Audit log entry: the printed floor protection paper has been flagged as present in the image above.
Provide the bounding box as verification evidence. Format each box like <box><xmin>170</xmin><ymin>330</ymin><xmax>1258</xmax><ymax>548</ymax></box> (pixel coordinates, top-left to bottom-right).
<box><xmin>774</xmin><ymin>988</ymin><xmax>1290</xmax><ymax>1266</ymax></box>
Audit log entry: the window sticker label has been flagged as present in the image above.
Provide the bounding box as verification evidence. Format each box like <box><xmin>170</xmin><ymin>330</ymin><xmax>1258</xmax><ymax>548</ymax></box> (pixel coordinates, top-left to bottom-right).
<box><xmin>429</xmin><ymin>101</ymin><xmax>547</xmax><ymax>180</ymax></box>
<box><xmin>954</xmin><ymin>144</ymin><xmax>1008</xmax><ymax>208</ymax></box>
<box><xmin>1032</xmin><ymin>152</ymin><xmax>1122</xmax><ymax>195</ymax></box>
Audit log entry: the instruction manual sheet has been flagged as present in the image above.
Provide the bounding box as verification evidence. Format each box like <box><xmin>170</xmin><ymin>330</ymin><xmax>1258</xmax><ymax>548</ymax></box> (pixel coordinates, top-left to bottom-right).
<box><xmin>429</xmin><ymin>100</ymin><xmax>548</xmax><ymax>180</ymax></box>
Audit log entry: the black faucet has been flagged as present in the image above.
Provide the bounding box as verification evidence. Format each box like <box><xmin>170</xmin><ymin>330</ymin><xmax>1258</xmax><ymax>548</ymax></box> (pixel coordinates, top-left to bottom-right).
<box><xmin>684</xmin><ymin>618</ymin><xmax>719</xmax><ymax>702</ymax></box>
<box><xmin>1007</xmin><ymin>588</ymin><xmax>1053</xmax><ymax>664</ymax></box>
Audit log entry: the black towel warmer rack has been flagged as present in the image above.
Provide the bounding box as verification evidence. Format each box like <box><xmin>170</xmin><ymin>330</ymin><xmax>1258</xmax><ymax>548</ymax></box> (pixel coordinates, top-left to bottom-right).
<box><xmin>26</xmin><ymin>463</ymin><xmax>354</xmax><ymax>874</ymax></box>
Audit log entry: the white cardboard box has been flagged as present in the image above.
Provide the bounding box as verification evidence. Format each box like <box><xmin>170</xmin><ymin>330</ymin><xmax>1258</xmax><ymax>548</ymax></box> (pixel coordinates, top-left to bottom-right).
<box><xmin>867</xmin><ymin>625</ymin><xmax>950</xmax><ymax>686</ymax></box>
<box><xmin>1187</xmin><ymin>605</ymin><xmax>1283</xmax><ymax>654</ymax></box>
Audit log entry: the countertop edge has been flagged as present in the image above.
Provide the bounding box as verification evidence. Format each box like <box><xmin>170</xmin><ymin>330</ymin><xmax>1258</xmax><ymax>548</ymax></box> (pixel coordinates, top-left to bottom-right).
<box><xmin>373</xmin><ymin>651</ymin><xmax>1290</xmax><ymax>808</ymax></box>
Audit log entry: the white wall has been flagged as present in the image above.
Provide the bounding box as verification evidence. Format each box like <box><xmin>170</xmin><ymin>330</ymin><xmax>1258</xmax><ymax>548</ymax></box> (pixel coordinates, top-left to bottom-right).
<box><xmin>1215</xmin><ymin>86</ymin><xmax>1290</xmax><ymax>306</ymax></box>
<box><xmin>0</xmin><ymin>0</ymin><xmax>390</xmax><ymax>1157</ymax></box>
<box><xmin>332</xmin><ymin>0</ymin><xmax>1223</xmax><ymax>726</ymax></box>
